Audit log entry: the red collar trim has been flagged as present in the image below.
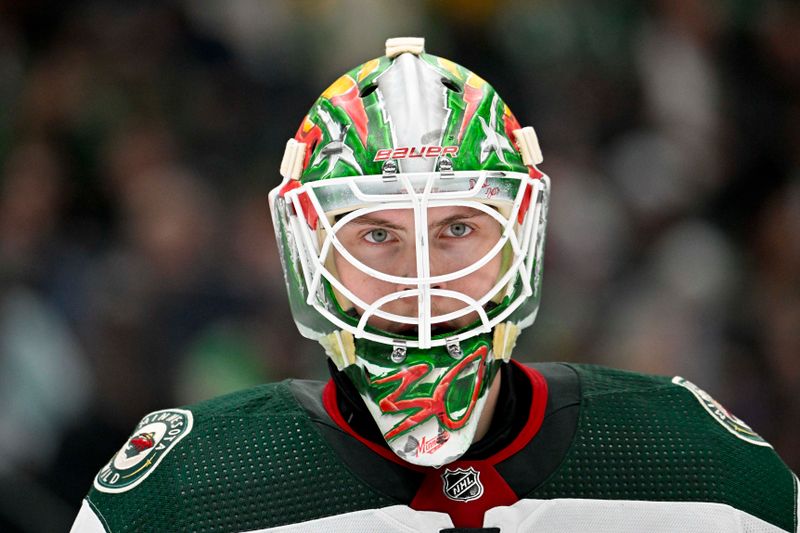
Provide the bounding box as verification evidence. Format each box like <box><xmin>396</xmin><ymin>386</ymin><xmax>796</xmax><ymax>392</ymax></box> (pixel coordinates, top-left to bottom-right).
<box><xmin>321</xmin><ymin>360</ymin><xmax>549</xmax><ymax>468</ymax></box>
<box><xmin>485</xmin><ymin>360</ymin><xmax>548</xmax><ymax>464</ymax></box>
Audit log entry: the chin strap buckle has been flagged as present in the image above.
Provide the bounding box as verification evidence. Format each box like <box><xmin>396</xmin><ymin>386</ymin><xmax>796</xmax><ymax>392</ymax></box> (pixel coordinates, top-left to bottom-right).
<box><xmin>382</xmin><ymin>160</ymin><xmax>398</xmax><ymax>181</ymax></box>
<box><xmin>438</xmin><ymin>156</ymin><xmax>454</xmax><ymax>177</ymax></box>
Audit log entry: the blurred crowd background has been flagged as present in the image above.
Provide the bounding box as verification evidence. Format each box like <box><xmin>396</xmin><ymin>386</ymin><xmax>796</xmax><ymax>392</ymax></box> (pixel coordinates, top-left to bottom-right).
<box><xmin>0</xmin><ymin>0</ymin><xmax>798</xmax><ymax>530</ymax></box>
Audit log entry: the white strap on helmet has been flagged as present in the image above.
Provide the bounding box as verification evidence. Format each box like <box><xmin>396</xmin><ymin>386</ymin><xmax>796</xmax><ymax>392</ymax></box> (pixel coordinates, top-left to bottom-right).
<box><xmin>513</xmin><ymin>127</ymin><xmax>544</xmax><ymax>166</ymax></box>
<box><xmin>385</xmin><ymin>37</ymin><xmax>425</xmax><ymax>58</ymax></box>
<box><xmin>280</xmin><ymin>138</ymin><xmax>306</xmax><ymax>180</ymax></box>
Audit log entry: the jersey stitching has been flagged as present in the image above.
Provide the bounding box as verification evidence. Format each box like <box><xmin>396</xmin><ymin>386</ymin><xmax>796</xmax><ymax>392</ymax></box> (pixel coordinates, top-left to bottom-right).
<box><xmin>286</xmin><ymin>379</ymin><xmax>357</xmax><ymax>434</ymax></box>
<box><xmin>205</xmin><ymin>413</ymin><xmax>305</xmax><ymax>418</ymax></box>
<box><xmin>582</xmin><ymin>383</ymin><xmax>677</xmax><ymax>399</ymax></box>
<box><xmin>184</xmin><ymin>381</ymin><xmax>305</xmax><ymax>417</ymax></box>
<box><xmin>526</xmin><ymin>365</ymin><xmax>699</xmax><ymax>496</ymax></box>
<box><xmin>86</xmin><ymin>495</ymin><xmax>113</xmax><ymax>533</ymax></box>
<box><xmin>575</xmin><ymin>382</ymin><xmax>681</xmax><ymax>408</ymax></box>
<box><xmin>561</xmin><ymin>363</ymin><xmax>675</xmax><ymax>399</ymax></box>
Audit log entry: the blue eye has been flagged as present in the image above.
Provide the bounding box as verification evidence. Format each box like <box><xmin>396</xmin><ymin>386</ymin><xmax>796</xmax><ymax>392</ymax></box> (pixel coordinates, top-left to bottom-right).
<box><xmin>446</xmin><ymin>223</ymin><xmax>472</xmax><ymax>238</ymax></box>
<box><xmin>365</xmin><ymin>228</ymin><xmax>390</xmax><ymax>243</ymax></box>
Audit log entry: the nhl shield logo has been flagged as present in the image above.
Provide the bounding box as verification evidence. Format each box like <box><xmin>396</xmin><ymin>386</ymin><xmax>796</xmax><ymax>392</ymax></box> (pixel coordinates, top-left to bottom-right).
<box><xmin>441</xmin><ymin>467</ymin><xmax>484</xmax><ymax>502</ymax></box>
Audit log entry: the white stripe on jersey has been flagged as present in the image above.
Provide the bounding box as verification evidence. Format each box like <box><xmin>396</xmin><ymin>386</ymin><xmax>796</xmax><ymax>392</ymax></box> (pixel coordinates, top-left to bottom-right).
<box><xmin>243</xmin><ymin>505</ymin><xmax>452</xmax><ymax>533</ymax></box>
<box><xmin>71</xmin><ymin>497</ymin><xmax>795</xmax><ymax>533</ymax></box>
<box><xmin>70</xmin><ymin>500</ymin><xmax>107</xmax><ymax>533</ymax></box>
<box><xmin>249</xmin><ymin>498</ymin><xmax>792</xmax><ymax>533</ymax></box>
<box><xmin>485</xmin><ymin>498</ymin><xmax>789</xmax><ymax>533</ymax></box>
<box><xmin>794</xmin><ymin>473</ymin><xmax>799</xmax><ymax>533</ymax></box>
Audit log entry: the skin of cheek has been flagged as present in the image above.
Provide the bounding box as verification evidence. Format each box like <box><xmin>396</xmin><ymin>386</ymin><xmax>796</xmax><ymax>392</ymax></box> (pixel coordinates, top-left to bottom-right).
<box><xmin>332</xmin><ymin>250</ymin><xmax>401</xmax><ymax>331</ymax></box>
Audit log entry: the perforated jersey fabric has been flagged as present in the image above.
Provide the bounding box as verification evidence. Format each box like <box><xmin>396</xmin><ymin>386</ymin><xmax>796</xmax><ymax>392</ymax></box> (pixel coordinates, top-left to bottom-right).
<box><xmin>73</xmin><ymin>364</ymin><xmax>799</xmax><ymax>532</ymax></box>
<box><xmin>84</xmin><ymin>382</ymin><xmax>394</xmax><ymax>532</ymax></box>
<box><xmin>530</xmin><ymin>365</ymin><xmax>797</xmax><ymax>532</ymax></box>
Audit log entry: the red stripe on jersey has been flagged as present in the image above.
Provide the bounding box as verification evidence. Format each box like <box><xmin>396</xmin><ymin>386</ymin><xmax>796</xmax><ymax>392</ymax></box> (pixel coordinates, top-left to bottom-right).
<box><xmin>487</xmin><ymin>361</ymin><xmax>548</xmax><ymax>464</ymax></box>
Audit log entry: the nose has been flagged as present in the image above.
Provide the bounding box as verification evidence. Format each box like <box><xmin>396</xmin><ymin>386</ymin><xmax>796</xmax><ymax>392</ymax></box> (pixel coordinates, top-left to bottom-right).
<box><xmin>428</xmin><ymin>249</ymin><xmax>453</xmax><ymax>280</ymax></box>
<box><xmin>392</xmin><ymin>245</ymin><xmax>451</xmax><ymax>293</ymax></box>
<box><xmin>388</xmin><ymin>243</ymin><xmax>417</xmax><ymax>297</ymax></box>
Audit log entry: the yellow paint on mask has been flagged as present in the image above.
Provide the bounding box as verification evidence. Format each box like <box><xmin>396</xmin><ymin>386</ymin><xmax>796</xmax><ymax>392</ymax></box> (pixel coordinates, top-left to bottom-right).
<box><xmin>465</xmin><ymin>72</ymin><xmax>487</xmax><ymax>90</ymax></box>
<box><xmin>437</xmin><ymin>57</ymin><xmax>463</xmax><ymax>80</ymax></box>
<box><xmin>322</xmin><ymin>74</ymin><xmax>356</xmax><ymax>99</ymax></box>
<box><xmin>357</xmin><ymin>58</ymin><xmax>380</xmax><ymax>82</ymax></box>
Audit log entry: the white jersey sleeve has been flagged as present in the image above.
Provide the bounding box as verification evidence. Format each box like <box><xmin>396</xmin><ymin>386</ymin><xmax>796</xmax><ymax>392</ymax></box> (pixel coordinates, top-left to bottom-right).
<box><xmin>70</xmin><ymin>500</ymin><xmax>107</xmax><ymax>533</ymax></box>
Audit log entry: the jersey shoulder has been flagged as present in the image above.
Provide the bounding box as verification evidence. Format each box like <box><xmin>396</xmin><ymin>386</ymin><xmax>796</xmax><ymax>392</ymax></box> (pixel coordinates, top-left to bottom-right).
<box><xmin>532</xmin><ymin>363</ymin><xmax>798</xmax><ymax>533</ymax></box>
<box><xmin>83</xmin><ymin>380</ymin><xmax>393</xmax><ymax>532</ymax></box>
<box><xmin>566</xmin><ymin>363</ymin><xmax>773</xmax><ymax>446</ymax></box>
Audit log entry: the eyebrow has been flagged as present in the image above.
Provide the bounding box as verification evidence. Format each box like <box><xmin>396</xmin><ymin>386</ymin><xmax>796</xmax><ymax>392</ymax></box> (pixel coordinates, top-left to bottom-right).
<box><xmin>431</xmin><ymin>211</ymin><xmax>488</xmax><ymax>229</ymax></box>
<box><xmin>346</xmin><ymin>211</ymin><xmax>489</xmax><ymax>230</ymax></box>
<box><xmin>345</xmin><ymin>215</ymin><xmax>404</xmax><ymax>230</ymax></box>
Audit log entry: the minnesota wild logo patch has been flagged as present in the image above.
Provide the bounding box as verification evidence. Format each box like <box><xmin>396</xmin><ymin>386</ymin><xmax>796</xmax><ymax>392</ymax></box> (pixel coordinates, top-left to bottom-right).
<box><xmin>94</xmin><ymin>408</ymin><xmax>193</xmax><ymax>493</ymax></box>
<box><xmin>672</xmin><ymin>377</ymin><xmax>770</xmax><ymax>447</ymax></box>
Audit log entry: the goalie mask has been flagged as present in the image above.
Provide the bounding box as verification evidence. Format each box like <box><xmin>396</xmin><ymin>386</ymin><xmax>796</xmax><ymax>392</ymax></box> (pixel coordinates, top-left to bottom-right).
<box><xmin>269</xmin><ymin>37</ymin><xmax>550</xmax><ymax>467</ymax></box>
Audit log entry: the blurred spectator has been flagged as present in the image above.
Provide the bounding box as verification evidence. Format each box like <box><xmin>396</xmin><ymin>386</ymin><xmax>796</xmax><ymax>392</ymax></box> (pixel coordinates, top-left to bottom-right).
<box><xmin>0</xmin><ymin>141</ymin><xmax>65</xmax><ymax>281</ymax></box>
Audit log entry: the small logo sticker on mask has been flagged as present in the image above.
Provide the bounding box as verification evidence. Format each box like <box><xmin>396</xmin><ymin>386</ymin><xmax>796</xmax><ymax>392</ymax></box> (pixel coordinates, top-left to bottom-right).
<box><xmin>415</xmin><ymin>430</ymin><xmax>450</xmax><ymax>458</ymax></box>
<box><xmin>401</xmin><ymin>429</ymin><xmax>451</xmax><ymax>459</ymax></box>
<box><xmin>442</xmin><ymin>467</ymin><xmax>484</xmax><ymax>502</ymax></box>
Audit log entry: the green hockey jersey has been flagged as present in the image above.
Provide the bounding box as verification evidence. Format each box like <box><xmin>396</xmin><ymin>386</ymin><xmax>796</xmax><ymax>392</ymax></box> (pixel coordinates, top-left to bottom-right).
<box><xmin>71</xmin><ymin>363</ymin><xmax>799</xmax><ymax>532</ymax></box>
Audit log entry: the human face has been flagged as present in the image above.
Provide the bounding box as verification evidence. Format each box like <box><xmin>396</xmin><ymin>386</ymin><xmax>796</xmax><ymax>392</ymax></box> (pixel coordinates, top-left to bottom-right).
<box><xmin>333</xmin><ymin>205</ymin><xmax>504</xmax><ymax>336</ymax></box>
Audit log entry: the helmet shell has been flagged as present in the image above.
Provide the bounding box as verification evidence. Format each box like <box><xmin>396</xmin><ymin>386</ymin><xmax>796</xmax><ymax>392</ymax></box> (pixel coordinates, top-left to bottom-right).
<box><xmin>271</xmin><ymin>48</ymin><xmax>547</xmax><ymax>348</ymax></box>
<box><xmin>295</xmin><ymin>52</ymin><xmax>532</xmax><ymax>182</ymax></box>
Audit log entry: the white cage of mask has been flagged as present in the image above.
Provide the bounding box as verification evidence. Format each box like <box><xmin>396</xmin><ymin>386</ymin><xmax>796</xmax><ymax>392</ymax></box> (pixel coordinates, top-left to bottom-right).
<box><xmin>277</xmin><ymin>170</ymin><xmax>549</xmax><ymax>349</ymax></box>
